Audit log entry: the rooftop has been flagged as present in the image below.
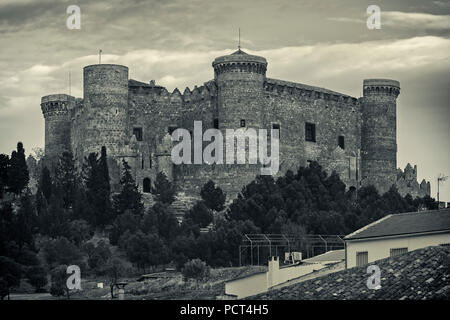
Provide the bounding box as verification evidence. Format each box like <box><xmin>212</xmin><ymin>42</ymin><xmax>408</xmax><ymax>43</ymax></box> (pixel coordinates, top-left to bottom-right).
<box><xmin>344</xmin><ymin>208</ymin><xmax>450</xmax><ymax>240</ymax></box>
<box><xmin>303</xmin><ymin>250</ymin><xmax>345</xmax><ymax>263</ymax></box>
<box><xmin>249</xmin><ymin>245</ymin><xmax>450</xmax><ymax>300</ymax></box>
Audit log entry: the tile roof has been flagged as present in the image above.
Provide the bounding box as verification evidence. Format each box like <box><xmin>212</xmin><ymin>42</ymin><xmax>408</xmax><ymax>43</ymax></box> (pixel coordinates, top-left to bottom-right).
<box><xmin>249</xmin><ymin>245</ymin><xmax>450</xmax><ymax>300</ymax></box>
<box><xmin>345</xmin><ymin>208</ymin><xmax>450</xmax><ymax>240</ymax></box>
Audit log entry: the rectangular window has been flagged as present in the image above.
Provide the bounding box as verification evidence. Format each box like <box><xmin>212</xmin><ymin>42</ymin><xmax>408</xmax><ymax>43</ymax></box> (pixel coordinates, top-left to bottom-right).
<box><xmin>240</xmin><ymin>119</ymin><xmax>246</xmax><ymax>127</ymax></box>
<box><xmin>356</xmin><ymin>251</ymin><xmax>368</xmax><ymax>267</ymax></box>
<box><xmin>338</xmin><ymin>135</ymin><xmax>345</xmax><ymax>149</ymax></box>
<box><xmin>141</xmin><ymin>157</ymin><xmax>144</xmax><ymax>169</ymax></box>
<box><xmin>168</xmin><ymin>126</ymin><xmax>177</xmax><ymax>135</ymax></box>
<box><xmin>305</xmin><ymin>122</ymin><xmax>316</xmax><ymax>142</ymax></box>
<box><xmin>213</xmin><ymin>118</ymin><xmax>219</xmax><ymax>129</ymax></box>
<box><xmin>133</xmin><ymin>127</ymin><xmax>143</xmax><ymax>141</ymax></box>
<box><xmin>272</xmin><ymin>123</ymin><xmax>280</xmax><ymax>138</ymax></box>
<box><xmin>149</xmin><ymin>156</ymin><xmax>152</xmax><ymax>168</ymax></box>
<box><xmin>390</xmin><ymin>248</ymin><xmax>408</xmax><ymax>257</ymax></box>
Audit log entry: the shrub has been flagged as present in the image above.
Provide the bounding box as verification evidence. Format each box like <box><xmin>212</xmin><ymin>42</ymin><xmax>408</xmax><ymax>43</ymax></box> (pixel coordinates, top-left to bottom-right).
<box><xmin>182</xmin><ymin>259</ymin><xmax>210</xmax><ymax>282</ymax></box>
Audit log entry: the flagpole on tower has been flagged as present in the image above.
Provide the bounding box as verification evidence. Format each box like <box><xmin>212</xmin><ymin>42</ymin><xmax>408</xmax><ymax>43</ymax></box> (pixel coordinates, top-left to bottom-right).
<box><xmin>238</xmin><ymin>28</ymin><xmax>241</xmax><ymax>50</ymax></box>
<box><xmin>99</xmin><ymin>49</ymin><xmax>102</xmax><ymax>64</ymax></box>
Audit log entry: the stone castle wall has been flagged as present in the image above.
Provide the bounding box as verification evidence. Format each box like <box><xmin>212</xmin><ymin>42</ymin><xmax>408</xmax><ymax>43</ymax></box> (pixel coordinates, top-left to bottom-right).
<box><xmin>41</xmin><ymin>50</ymin><xmax>430</xmax><ymax>207</ymax></box>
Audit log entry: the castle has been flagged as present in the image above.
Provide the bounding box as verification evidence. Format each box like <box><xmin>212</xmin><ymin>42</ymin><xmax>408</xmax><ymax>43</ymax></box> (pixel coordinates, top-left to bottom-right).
<box><xmin>40</xmin><ymin>49</ymin><xmax>430</xmax><ymax>208</ymax></box>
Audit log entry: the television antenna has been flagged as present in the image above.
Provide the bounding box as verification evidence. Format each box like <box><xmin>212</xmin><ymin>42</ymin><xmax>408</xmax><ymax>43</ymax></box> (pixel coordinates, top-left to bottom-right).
<box><xmin>437</xmin><ymin>173</ymin><xmax>448</xmax><ymax>209</ymax></box>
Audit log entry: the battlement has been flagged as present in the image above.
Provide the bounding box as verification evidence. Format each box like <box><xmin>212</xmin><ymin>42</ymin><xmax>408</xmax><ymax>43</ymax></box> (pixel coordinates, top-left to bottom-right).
<box><xmin>212</xmin><ymin>49</ymin><xmax>267</xmax><ymax>76</ymax></box>
<box><xmin>41</xmin><ymin>94</ymin><xmax>76</xmax><ymax>118</ymax></box>
<box><xmin>395</xmin><ymin>163</ymin><xmax>430</xmax><ymax>198</ymax></box>
<box><xmin>41</xmin><ymin>94</ymin><xmax>76</xmax><ymax>104</ymax></box>
<box><xmin>363</xmin><ymin>79</ymin><xmax>400</xmax><ymax>97</ymax></box>
<box><xmin>129</xmin><ymin>79</ymin><xmax>215</xmax><ymax>104</ymax></box>
<box><xmin>40</xmin><ymin>49</ymin><xmax>407</xmax><ymax>205</ymax></box>
<box><xmin>265</xmin><ymin>78</ymin><xmax>358</xmax><ymax>104</ymax></box>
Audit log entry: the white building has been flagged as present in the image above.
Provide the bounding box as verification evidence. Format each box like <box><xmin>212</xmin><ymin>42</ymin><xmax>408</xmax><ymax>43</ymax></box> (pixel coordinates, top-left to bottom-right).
<box><xmin>344</xmin><ymin>208</ymin><xmax>450</xmax><ymax>269</ymax></box>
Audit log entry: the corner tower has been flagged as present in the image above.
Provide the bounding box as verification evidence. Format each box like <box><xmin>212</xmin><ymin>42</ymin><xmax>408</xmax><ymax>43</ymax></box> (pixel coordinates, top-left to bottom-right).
<box><xmin>83</xmin><ymin>64</ymin><xmax>128</xmax><ymax>157</ymax></box>
<box><xmin>212</xmin><ymin>49</ymin><xmax>267</xmax><ymax>130</ymax></box>
<box><xmin>41</xmin><ymin>94</ymin><xmax>75</xmax><ymax>167</ymax></box>
<box><xmin>361</xmin><ymin>79</ymin><xmax>400</xmax><ymax>194</ymax></box>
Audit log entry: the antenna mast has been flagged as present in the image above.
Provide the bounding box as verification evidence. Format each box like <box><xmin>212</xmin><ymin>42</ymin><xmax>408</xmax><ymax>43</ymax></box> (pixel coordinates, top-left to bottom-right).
<box><xmin>437</xmin><ymin>173</ymin><xmax>448</xmax><ymax>209</ymax></box>
<box><xmin>99</xmin><ymin>49</ymin><xmax>102</xmax><ymax>64</ymax></box>
<box><xmin>238</xmin><ymin>28</ymin><xmax>241</xmax><ymax>50</ymax></box>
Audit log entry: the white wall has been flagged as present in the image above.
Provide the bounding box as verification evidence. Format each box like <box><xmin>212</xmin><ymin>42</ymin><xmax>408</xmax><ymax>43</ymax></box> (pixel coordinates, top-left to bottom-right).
<box><xmin>225</xmin><ymin>272</ymin><xmax>267</xmax><ymax>299</ymax></box>
<box><xmin>225</xmin><ymin>258</ymin><xmax>327</xmax><ymax>299</ymax></box>
<box><xmin>276</xmin><ymin>264</ymin><xmax>325</xmax><ymax>286</ymax></box>
<box><xmin>346</xmin><ymin>232</ymin><xmax>450</xmax><ymax>268</ymax></box>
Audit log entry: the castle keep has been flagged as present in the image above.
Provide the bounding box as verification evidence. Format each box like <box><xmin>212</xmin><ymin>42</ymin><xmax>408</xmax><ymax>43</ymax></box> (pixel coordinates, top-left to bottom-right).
<box><xmin>40</xmin><ymin>49</ymin><xmax>430</xmax><ymax>207</ymax></box>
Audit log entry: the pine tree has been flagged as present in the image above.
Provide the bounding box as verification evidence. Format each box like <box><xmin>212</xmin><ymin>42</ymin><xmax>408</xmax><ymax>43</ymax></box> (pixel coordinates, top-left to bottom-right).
<box><xmin>54</xmin><ymin>152</ymin><xmax>79</xmax><ymax>209</ymax></box>
<box><xmin>99</xmin><ymin>146</ymin><xmax>111</xmax><ymax>194</ymax></box>
<box><xmin>151</xmin><ymin>172</ymin><xmax>176</xmax><ymax>204</ymax></box>
<box><xmin>39</xmin><ymin>166</ymin><xmax>52</xmax><ymax>202</ymax></box>
<box><xmin>200</xmin><ymin>180</ymin><xmax>226</xmax><ymax>211</ymax></box>
<box><xmin>113</xmin><ymin>159</ymin><xmax>144</xmax><ymax>217</ymax></box>
<box><xmin>185</xmin><ymin>201</ymin><xmax>213</xmax><ymax>228</ymax></box>
<box><xmin>14</xmin><ymin>189</ymin><xmax>37</xmax><ymax>249</ymax></box>
<box><xmin>82</xmin><ymin>148</ymin><xmax>112</xmax><ymax>228</ymax></box>
<box><xmin>7</xmin><ymin>142</ymin><xmax>29</xmax><ymax>195</ymax></box>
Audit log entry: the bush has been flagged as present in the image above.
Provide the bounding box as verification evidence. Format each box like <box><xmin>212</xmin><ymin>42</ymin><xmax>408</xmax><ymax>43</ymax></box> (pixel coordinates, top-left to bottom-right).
<box><xmin>26</xmin><ymin>265</ymin><xmax>48</xmax><ymax>292</ymax></box>
<box><xmin>182</xmin><ymin>259</ymin><xmax>210</xmax><ymax>282</ymax></box>
<box><xmin>50</xmin><ymin>265</ymin><xmax>68</xmax><ymax>298</ymax></box>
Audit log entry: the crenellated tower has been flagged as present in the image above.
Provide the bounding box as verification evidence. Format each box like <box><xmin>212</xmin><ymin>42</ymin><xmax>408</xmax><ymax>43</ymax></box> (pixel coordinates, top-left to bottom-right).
<box><xmin>212</xmin><ymin>49</ymin><xmax>267</xmax><ymax>130</ymax></box>
<box><xmin>83</xmin><ymin>64</ymin><xmax>129</xmax><ymax>157</ymax></box>
<box><xmin>360</xmin><ymin>79</ymin><xmax>400</xmax><ymax>194</ymax></box>
<box><xmin>40</xmin><ymin>94</ymin><xmax>76</xmax><ymax>168</ymax></box>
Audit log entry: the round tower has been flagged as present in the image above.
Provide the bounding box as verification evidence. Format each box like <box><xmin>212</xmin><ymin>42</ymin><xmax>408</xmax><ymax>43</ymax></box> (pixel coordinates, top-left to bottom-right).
<box><xmin>83</xmin><ymin>64</ymin><xmax>128</xmax><ymax>157</ymax></box>
<box><xmin>212</xmin><ymin>49</ymin><xmax>267</xmax><ymax>130</ymax></box>
<box><xmin>361</xmin><ymin>79</ymin><xmax>400</xmax><ymax>194</ymax></box>
<box><xmin>41</xmin><ymin>94</ymin><xmax>75</xmax><ymax>166</ymax></box>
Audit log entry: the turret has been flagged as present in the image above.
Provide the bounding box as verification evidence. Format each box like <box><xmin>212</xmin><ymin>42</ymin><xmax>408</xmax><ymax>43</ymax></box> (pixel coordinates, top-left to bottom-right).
<box><xmin>212</xmin><ymin>49</ymin><xmax>267</xmax><ymax>130</ymax></box>
<box><xmin>361</xmin><ymin>79</ymin><xmax>400</xmax><ymax>194</ymax></box>
<box><xmin>83</xmin><ymin>64</ymin><xmax>128</xmax><ymax>157</ymax></box>
<box><xmin>41</xmin><ymin>94</ymin><xmax>76</xmax><ymax>166</ymax></box>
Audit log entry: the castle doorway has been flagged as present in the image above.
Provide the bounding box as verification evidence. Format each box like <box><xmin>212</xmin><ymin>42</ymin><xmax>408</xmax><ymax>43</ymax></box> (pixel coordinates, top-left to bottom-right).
<box><xmin>143</xmin><ymin>178</ymin><xmax>151</xmax><ymax>193</ymax></box>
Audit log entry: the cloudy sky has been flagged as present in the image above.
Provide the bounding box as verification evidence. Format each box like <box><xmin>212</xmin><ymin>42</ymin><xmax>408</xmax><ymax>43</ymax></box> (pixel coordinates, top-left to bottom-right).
<box><xmin>0</xmin><ymin>0</ymin><xmax>449</xmax><ymax>200</ymax></box>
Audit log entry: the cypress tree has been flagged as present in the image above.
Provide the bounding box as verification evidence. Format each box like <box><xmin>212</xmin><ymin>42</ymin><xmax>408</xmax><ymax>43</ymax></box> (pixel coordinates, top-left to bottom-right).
<box><xmin>54</xmin><ymin>152</ymin><xmax>79</xmax><ymax>209</ymax></box>
<box><xmin>0</xmin><ymin>154</ymin><xmax>9</xmax><ymax>199</ymax></box>
<box><xmin>113</xmin><ymin>159</ymin><xmax>144</xmax><ymax>216</ymax></box>
<box><xmin>39</xmin><ymin>166</ymin><xmax>52</xmax><ymax>202</ymax></box>
<box><xmin>82</xmin><ymin>147</ymin><xmax>112</xmax><ymax>228</ymax></box>
<box><xmin>7</xmin><ymin>142</ymin><xmax>29</xmax><ymax>195</ymax></box>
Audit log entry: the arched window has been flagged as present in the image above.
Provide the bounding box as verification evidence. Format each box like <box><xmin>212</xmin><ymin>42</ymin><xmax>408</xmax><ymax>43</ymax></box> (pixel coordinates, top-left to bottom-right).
<box><xmin>143</xmin><ymin>178</ymin><xmax>151</xmax><ymax>193</ymax></box>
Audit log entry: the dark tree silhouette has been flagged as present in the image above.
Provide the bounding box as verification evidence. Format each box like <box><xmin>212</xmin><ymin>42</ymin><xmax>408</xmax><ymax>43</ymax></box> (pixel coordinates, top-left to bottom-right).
<box><xmin>200</xmin><ymin>180</ymin><xmax>226</xmax><ymax>211</ymax></box>
<box><xmin>0</xmin><ymin>154</ymin><xmax>9</xmax><ymax>199</ymax></box>
<box><xmin>151</xmin><ymin>172</ymin><xmax>176</xmax><ymax>204</ymax></box>
<box><xmin>113</xmin><ymin>160</ymin><xmax>144</xmax><ymax>217</ymax></box>
<box><xmin>39</xmin><ymin>166</ymin><xmax>52</xmax><ymax>202</ymax></box>
<box><xmin>7</xmin><ymin>142</ymin><xmax>29</xmax><ymax>195</ymax></box>
<box><xmin>82</xmin><ymin>148</ymin><xmax>112</xmax><ymax>228</ymax></box>
<box><xmin>54</xmin><ymin>152</ymin><xmax>79</xmax><ymax>209</ymax></box>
